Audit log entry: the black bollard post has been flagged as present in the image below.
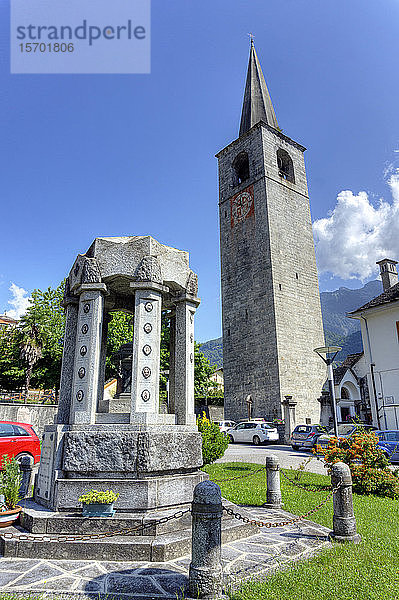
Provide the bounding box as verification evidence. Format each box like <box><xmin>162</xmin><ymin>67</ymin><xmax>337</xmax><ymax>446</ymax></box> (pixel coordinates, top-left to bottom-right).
<box><xmin>329</xmin><ymin>462</ymin><xmax>361</xmax><ymax>544</ymax></box>
<box><xmin>188</xmin><ymin>480</ymin><xmax>226</xmax><ymax>599</ymax></box>
<box><xmin>19</xmin><ymin>456</ymin><xmax>33</xmax><ymax>500</ymax></box>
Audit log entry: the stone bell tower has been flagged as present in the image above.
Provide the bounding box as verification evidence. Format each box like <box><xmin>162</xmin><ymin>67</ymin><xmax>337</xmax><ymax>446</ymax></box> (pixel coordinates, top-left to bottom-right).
<box><xmin>217</xmin><ymin>42</ymin><xmax>325</xmax><ymax>424</ymax></box>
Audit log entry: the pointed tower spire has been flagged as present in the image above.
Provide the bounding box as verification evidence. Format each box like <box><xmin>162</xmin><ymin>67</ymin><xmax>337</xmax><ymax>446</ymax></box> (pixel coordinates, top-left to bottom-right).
<box><xmin>239</xmin><ymin>41</ymin><xmax>278</xmax><ymax>136</ymax></box>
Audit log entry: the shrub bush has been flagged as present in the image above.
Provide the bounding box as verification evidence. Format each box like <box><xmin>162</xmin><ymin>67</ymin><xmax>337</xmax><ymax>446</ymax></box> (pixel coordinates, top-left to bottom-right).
<box><xmin>0</xmin><ymin>455</ymin><xmax>22</xmax><ymax>509</ymax></box>
<box><xmin>316</xmin><ymin>431</ymin><xmax>399</xmax><ymax>498</ymax></box>
<box><xmin>197</xmin><ymin>413</ymin><xmax>229</xmax><ymax>465</ymax></box>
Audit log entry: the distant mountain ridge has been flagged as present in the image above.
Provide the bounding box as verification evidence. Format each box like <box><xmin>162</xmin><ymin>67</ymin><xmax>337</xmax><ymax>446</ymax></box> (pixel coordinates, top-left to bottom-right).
<box><xmin>199</xmin><ymin>280</ymin><xmax>382</xmax><ymax>367</ymax></box>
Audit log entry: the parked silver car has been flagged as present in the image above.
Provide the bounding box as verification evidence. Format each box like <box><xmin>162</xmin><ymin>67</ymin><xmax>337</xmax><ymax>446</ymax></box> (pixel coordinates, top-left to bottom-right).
<box><xmin>227</xmin><ymin>421</ymin><xmax>279</xmax><ymax>445</ymax></box>
<box><xmin>291</xmin><ymin>424</ymin><xmax>326</xmax><ymax>450</ymax></box>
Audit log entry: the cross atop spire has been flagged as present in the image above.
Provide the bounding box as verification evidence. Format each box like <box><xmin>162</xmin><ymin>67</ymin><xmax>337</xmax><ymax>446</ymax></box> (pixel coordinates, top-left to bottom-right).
<box><xmin>239</xmin><ymin>41</ymin><xmax>278</xmax><ymax>136</ymax></box>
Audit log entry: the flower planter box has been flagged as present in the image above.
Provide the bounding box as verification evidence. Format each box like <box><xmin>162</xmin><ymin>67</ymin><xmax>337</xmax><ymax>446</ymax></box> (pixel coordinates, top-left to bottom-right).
<box><xmin>82</xmin><ymin>502</ymin><xmax>115</xmax><ymax>518</ymax></box>
<box><xmin>0</xmin><ymin>506</ymin><xmax>22</xmax><ymax>528</ymax></box>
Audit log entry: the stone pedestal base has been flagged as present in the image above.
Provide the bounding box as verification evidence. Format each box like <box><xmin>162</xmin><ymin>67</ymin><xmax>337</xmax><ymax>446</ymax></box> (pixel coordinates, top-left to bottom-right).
<box><xmin>0</xmin><ymin>500</ymin><xmax>257</xmax><ymax>562</ymax></box>
<box><xmin>34</xmin><ymin>423</ymin><xmax>204</xmax><ymax>512</ymax></box>
<box><xmin>50</xmin><ymin>472</ymin><xmax>206</xmax><ymax>512</ymax></box>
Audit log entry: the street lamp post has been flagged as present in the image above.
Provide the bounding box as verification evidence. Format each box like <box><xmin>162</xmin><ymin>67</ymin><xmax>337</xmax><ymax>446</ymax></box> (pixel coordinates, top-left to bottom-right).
<box><xmin>314</xmin><ymin>346</ymin><xmax>342</xmax><ymax>438</ymax></box>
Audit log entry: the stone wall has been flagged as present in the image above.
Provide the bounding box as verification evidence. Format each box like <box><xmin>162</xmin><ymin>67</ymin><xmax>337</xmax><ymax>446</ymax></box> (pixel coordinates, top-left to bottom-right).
<box><xmin>0</xmin><ymin>403</ymin><xmax>57</xmax><ymax>439</ymax></box>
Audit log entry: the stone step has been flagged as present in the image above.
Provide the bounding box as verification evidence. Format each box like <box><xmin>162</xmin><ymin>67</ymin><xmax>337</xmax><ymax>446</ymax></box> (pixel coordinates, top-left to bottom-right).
<box><xmin>0</xmin><ymin>518</ymin><xmax>256</xmax><ymax>562</ymax></box>
<box><xmin>20</xmin><ymin>500</ymin><xmax>193</xmax><ymax>536</ymax></box>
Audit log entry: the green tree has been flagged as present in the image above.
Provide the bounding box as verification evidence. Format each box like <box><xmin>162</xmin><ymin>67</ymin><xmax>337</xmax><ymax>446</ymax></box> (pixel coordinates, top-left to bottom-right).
<box><xmin>19</xmin><ymin>315</ymin><xmax>43</xmax><ymax>396</ymax></box>
<box><xmin>0</xmin><ymin>327</ymin><xmax>24</xmax><ymax>391</ymax></box>
<box><xmin>21</xmin><ymin>282</ymin><xmax>66</xmax><ymax>393</ymax></box>
<box><xmin>194</xmin><ymin>342</ymin><xmax>218</xmax><ymax>396</ymax></box>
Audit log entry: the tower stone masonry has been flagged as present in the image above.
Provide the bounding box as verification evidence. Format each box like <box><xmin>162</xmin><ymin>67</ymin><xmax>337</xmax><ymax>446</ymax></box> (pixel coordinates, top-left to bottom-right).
<box><xmin>217</xmin><ymin>42</ymin><xmax>325</xmax><ymax>423</ymax></box>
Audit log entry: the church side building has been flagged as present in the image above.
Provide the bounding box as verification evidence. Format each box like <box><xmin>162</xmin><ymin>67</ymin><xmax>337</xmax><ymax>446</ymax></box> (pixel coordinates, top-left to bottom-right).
<box><xmin>217</xmin><ymin>42</ymin><xmax>325</xmax><ymax>424</ymax></box>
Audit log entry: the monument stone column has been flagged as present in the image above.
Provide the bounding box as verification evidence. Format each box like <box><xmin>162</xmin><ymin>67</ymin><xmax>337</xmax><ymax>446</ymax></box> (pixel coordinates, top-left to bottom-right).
<box><xmin>56</xmin><ymin>288</ymin><xmax>78</xmax><ymax>424</ymax></box>
<box><xmin>69</xmin><ymin>282</ymin><xmax>108</xmax><ymax>425</ymax></box>
<box><xmin>129</xmin><ymin>282</ymin><xmax>162</xmax><ymax>420</ymax></box>
<box><xmin>174</xmin><ymin>294</ymin><xmax>200</xmax><ymax>425</ymax></box>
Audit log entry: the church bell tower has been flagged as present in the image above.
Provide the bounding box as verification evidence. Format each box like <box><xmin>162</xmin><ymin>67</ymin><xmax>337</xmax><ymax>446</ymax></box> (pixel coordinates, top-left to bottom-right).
<box><xmin>217</xmin><ymin>41</ymin><xmax>325</xmax><ymax>423</ymax></box>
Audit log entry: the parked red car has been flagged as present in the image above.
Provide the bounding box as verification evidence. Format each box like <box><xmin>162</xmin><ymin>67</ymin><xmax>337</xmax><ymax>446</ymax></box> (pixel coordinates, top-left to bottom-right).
<box><xmin>0</xmin><ymin>421</ymin><xmax>41</xmax><ymax>467</ymax></box>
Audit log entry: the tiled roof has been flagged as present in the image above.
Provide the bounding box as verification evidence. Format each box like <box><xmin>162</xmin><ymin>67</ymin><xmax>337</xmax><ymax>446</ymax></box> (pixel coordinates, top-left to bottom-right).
<box><xmin>333</xmin><ymin>352</ymin><xmax>363</xmax><ymax>385</ymax></box>
<box><xmin>349</xmin><ymin>282</ymin><xmax>399</xmax><ymax>314</ymax></box>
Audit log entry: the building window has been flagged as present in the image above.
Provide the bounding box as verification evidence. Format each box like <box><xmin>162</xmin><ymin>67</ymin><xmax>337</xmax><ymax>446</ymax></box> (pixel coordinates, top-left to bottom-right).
<box><xmin>232</xmin><ymin>152</ymin><xmax>249</xmax><ymax>186</ymax></box>
<box><xmin>296</xmin><ymin>273</ymin><xmax>299</xmax><ymax>280</ymax></box>
<box><xmin>277</xmin><ymin>148</ymin><xmax>295</xmax><ymax>183</ymax></box>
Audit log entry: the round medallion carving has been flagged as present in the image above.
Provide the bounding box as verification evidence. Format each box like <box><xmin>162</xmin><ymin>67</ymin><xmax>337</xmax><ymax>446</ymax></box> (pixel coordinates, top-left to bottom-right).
<box><xmin>143</xmin><ymin>344</ymin><xmax>152</xmax><ymax>356</ymax></box>
<box><xmin>80</xmin><ymin>345</ymin><xmax>87</xmax><ymax>356</ymax></box>
<box><xmin>144</xmin><ymin>302</ymin><xmax>153</xmax><ymax>313</ymax></box>
<box><xmin>143</xmin><ymin>322</ymin><xmax>152</xmax><ymax>334</ymax></box>
<box><xmin>83</xmin><ymin>303</ymin><xmax>90</xmax><ymax>314</ymax></box>
<box><xmin>78</xmin><ymin>367</ymin><xmax>85</xmax><ymax>379</ymax></box>
<box><xmin>81</xmin><ymin>324</ymin><xmax>89</xmax><ymax>334</ymax></box>
<box><xmin>76</xmin><ymin>390</ymin><xmax>84</xmax><ymax>402</ymax></box>
<box><xmin>190</xmin><ymin>353</ymin><xmax>194</xmax><ymax>363</ymax></box>
<box><xmin>142</xmin><ymin>366</ymin><xmax>151</xmax><ymax>379</ymax></box>
<box><xmin>141</xmin><ymin>389</ymin><xmax>151</xmax><ymax>402</ymax></box>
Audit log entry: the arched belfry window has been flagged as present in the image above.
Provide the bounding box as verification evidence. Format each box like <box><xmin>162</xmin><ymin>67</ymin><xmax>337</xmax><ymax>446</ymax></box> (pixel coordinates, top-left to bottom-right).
<box><xmin>277</xmin><ymin>148</ymin><xmax>295</xmax><ymax>183</ymax></box>
<box><xmin>232</xmin><ymin>152</ymin><xmax>249</xmax><ymax>186</ymax></box>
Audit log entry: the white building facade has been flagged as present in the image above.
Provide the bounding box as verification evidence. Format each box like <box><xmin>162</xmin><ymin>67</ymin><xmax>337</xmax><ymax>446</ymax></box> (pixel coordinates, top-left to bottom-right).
<box><xmin>349</xmin><ymin>259</ymin><xmax>399</xmax><ymax>430</ymax></box>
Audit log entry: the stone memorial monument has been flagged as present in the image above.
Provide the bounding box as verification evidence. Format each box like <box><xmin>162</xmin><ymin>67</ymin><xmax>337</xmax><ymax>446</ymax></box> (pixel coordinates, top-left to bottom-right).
<box><xmin>1</xmin><ymin>236</ymin><xmax>255</xmax><ymax>561</ymax></box>
<box><xmin>34</xmin><ymin>235</ymin><xmax>206</xmax><ymax>513</ymax></box>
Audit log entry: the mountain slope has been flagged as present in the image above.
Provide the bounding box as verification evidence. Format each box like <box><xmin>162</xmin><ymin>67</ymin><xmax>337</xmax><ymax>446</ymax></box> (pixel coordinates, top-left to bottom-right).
<box><xmin>320</xmin><ymin>280</ymin><xmax>381</xmax><ymax>336</ymax></box>
<box><xmin>200</xmin><ymin>280</ymin><xmax>382</xmax><ymax>367</ymax></box>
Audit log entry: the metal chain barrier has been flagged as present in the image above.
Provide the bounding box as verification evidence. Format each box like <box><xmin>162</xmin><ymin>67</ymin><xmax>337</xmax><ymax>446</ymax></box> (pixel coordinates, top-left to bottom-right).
<box><xmin>212</xmin><ymin>466</ymin><xmax>266</xmax><ymax>483</ymax></box>
<box><xmin>0</xmin><ymin>508</ymin><xmax>191</xmax><ymax>543</ymax></box>
<box><xmin>223</xmin><ymin>480</ymin><xmax>342</xmax><ymax>529</ymax></box>
<box><xmin>280</xmin><ymin>468</ymin><xmax>331</xmax><ymax>493</ymax></box>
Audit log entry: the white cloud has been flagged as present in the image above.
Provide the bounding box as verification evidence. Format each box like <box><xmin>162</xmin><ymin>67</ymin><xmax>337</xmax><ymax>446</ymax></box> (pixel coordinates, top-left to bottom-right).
<box><xmin>5</xmin><ymin>283</ymin><xmax>31</xmax><ymax>319</ymax></box>
<box><xmin>313</xmin><ymin>167</ymin><xmax>399</xmax><ymax>280</ymax></box>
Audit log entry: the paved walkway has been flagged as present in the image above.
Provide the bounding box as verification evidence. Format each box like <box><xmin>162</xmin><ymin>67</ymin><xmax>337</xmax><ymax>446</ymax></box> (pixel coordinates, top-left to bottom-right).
<box><xmin>218</xmin><ymin>444</ymin><xmax>329</xmax><ymax>474</ymax></box>
<box><xmin>0</xmin><ymin>506</ymin><xmax>331</xmax><ymax>599</ymax></box>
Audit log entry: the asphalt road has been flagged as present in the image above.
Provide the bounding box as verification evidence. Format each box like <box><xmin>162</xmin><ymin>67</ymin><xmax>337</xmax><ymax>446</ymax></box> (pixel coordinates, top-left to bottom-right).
<box><xmin>217</xmin><ymin>442</ymin><xmax>329</xmax><ymax>475</ymax></box>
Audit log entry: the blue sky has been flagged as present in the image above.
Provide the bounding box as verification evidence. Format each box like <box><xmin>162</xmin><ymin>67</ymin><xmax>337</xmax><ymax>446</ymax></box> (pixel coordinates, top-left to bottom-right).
<box><xmin>1</xmin><ymin>0</ymin><xmax>399</xmax><ymax>341</ymax></box>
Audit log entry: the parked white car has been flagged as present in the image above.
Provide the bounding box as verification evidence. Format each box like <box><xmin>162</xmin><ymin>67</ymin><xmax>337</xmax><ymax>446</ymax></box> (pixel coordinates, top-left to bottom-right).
<box><xmin>215</xmin><ymin>420</ymin><xmax>236</xmax><ymax>433</ymax></box>
<box><xmin>227</xmin><ymin>421</ymin><xmax>279</xmax><ymax>445</ymax></box>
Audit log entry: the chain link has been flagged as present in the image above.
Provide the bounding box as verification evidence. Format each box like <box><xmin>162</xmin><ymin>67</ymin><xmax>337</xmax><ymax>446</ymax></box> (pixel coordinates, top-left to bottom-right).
<box><xmin>280</xmin><ymin>469</ymin><xmax>331</xmax><ymax>493</ymax></box>
<box><xmin>0</xmin><ymin>508</ymin><xmax>191</xmax><ymax>543</ymax></box>
<box><xmin>212</xmin><ymin>466</ymin><xmax>266</xmax><ymax>483</ymax></box>
<box><xmin>223</xmin><ymin>480</ymin><xmax>342</xmax><ymax>528</ymax></box>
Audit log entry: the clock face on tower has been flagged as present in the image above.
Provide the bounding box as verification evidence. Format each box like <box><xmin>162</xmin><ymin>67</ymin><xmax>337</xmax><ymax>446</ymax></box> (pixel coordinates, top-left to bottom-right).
<box><xmin>230</xmin><ymin>184</ymin><xmax>254</xmax><ymax>228</ymax></box>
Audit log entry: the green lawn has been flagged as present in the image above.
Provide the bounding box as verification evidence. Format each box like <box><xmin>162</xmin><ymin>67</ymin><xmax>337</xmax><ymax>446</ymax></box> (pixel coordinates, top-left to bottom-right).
<box><xmin>204</xmin><ymin>462</ymin><xmax>399</xmax><ymax>600</ymax></box>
